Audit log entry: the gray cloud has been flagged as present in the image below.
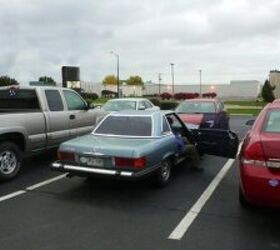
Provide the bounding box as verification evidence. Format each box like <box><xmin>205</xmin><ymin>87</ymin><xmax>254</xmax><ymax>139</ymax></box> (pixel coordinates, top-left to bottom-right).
<box><xmin>0</xmin><ymin>0</ymin><xmax>279</xmax><ymax>84</ymax></box>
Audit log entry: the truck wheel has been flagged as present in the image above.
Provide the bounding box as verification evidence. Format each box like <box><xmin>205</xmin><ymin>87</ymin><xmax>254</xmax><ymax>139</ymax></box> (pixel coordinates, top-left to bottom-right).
<box><xmin>0</xmin><ymin>142</ymin><xmax>23</xmax><ymax>181</ymax></box>
<box><xmin>153</xmin><ymin>159</ymin><xmax>172</xmax><ymax>188</ymax></box>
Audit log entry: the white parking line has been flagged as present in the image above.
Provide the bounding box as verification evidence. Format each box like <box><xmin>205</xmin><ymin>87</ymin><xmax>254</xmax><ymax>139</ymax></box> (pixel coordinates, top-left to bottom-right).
<box><xmin>0</xmin><ymin>174</ymin><xmax>67</xmax><ymax>203</ymax></box>
<box><xmin>0</xmin><ymin>190</ymin><xmax>26</xmax><ymax>203</ymax></box>
<box><xmin>26</xmin><ymin>174</ymin><xmax>67</xmax><ymax>191</ymax></box>
<box><xmin>168</xmin><ymin>158</ymin><xmax>235</xmax><ymax>240</ymax></box>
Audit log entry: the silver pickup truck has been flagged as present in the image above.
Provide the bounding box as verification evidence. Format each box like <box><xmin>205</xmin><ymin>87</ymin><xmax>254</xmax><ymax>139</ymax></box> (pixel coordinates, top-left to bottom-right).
<box><xmin>0</xmin><ymin>86</ymin><xmax>104</xmax><ymax>180</ymax></box>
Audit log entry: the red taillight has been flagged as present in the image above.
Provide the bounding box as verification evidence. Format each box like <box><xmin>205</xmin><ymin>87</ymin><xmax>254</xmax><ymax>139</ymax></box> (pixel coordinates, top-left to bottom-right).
<box><xmin>115</xmin><ymin>157</ymin><xmax>146</xmax><ymax>169</ymax></box>
<box><xmin>57</xmin><ymin>150</ymin><xmax>75</xmax><ymax>161</ymax></box>
<box><xmin>242</xmin><ymin>141</ymin><xmax>266</xmax><ymax>167</ymax></box>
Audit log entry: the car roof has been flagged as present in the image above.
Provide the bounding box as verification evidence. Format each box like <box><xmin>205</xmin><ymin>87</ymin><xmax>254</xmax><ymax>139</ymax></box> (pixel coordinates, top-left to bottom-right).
<box><xmin>107</xmin><ymin>98</ymin><xmax>150</xmax><ymax>102</ymax></box>
<box><xmin>0</xmin><ymin>85</ymin><xmax>70</xmax><ymax>91</ymax></box>
<box><xmin>183</xmin><ymin>98</ymin><xmax>218</xmax><ymax>103</ymax></box>
<box><xmin>108</xmin><ymin>110</ymin><xmax>173</xmax><ymax>116</ymax></box>
<box><xmin>268</xmin><ymin>99</ymin><xmax>280</xmax><ymax>108</ymax></box>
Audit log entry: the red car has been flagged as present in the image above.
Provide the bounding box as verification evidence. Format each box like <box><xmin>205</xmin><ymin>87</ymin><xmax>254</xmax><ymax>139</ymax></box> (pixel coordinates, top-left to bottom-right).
<box><xmin>175</xmin><ymin>98</ymin><xmax>230</xmax><ymax>130</ymax></box>
<box><xmin>239</xmin><ymin>100</ymin><xmax>280</xmax><ymax>208</ymax></box>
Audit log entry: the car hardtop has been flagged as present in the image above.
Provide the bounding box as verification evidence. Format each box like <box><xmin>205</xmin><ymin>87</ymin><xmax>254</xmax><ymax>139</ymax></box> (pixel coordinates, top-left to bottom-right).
<box><xmin>182</xmin><ymin>98</ymin><xmax>219</xmax><ymax>103</ymax></box>
<box><xmin>106</xmin><ymin>98</ymin><xmax>152</xmax><ymax>103</ymax></box>
<box><xmin>107</xmin><ymin>109</ymin><xmax>174</xmax><ymax>117</ymax></box>
<box><xmin>267</xmin><ymin>99</ymin><xmax>280</xmax><ymax>109</ymax></box>
<box><xmin>93</xmin><ymin>110</ymin><xmax>176</xmax><ymax>137</ymax></box>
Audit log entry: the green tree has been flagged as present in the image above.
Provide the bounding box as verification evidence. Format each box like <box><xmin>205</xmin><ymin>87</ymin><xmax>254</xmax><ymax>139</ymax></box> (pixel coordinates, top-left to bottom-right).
<box><xmin>102</xmin><ymin>75</ymin><xmax>117</xmax><ymax>85</ymax></box>
<box><xmin>38</xmin><ymin>76</ymin><xmax>56</xmax><ymax>85</ymax></box>
<box><xmin>0</xmin><ymin>75</ymin><xmax>19</xmax><ymax>86</ymax></box>
<box><xmin>261</xmin><ymin>79</ymin><xmax>275</xmax><ymax>102</ymax></box>
<box><xmin>126</xmin><ymin>75</ymin><xmax>144</xmax><ymax>86</ymax></box>
<box><xmin>102</xmin><ymin>75</ymin><xmax>118</xmax><ymax>85</ymax></box>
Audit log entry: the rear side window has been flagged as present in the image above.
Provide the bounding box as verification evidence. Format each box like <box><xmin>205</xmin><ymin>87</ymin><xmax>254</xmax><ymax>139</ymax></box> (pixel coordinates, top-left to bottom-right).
<box><xmin>162</xmin><ymin>116</ymin><xmax>171</xmax><ymax>134</ymax></box>
<box><xmin>264</xmin><ymin>110</ymin><xmax>280</xmax><ymax>133</ymax></box>
<box><xmin>45</xmin><ymin>90</ymin><xmax>64</xmax><ymax>111</ymax></box>
<box><xmin>0</xmin><ymin>89</ymin><xmax>40</xmax><ymax>111</ymax></box>
<box><xmin>95</xmin><ymin>116</ymin><xmax>152</xmax><ymax>136</ymax></box>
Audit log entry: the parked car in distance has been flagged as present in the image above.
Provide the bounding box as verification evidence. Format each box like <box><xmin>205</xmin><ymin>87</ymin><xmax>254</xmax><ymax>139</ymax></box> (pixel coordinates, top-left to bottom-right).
<box><xmin>0</xmin><ymin>85</ymin><xmax>104</xmax><ymax>181</ymax></box>
<box><xmin>239</xmin><ymin>100</ymin><xmax>280</xmax><ymax>208</ymax></box>
<box><xmin>175</xmin><ymin>98</ymin><xmax>229</xmax><ymax>130</ymax></box>
<box><xmin>101</xmin><ymin>98</ymin><xmax>160</xmax><ymax>112</ymax></box>
<box><xmin>51</xmin><ymin>110</ymin><xmax>239</xmax><ymax>187</ymax></box>
<box><xmin>93</xmin><ymin>98</ymin><xmax>160</xmax><ymax>124</ymax></box>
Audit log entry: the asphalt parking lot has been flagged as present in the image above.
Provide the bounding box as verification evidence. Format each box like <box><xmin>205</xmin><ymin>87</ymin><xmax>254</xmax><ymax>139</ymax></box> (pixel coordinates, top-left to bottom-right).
<box><xmin>1</xmin><ymin>116</ymin><xmax>280</xmax><ymax>250</ymax></box>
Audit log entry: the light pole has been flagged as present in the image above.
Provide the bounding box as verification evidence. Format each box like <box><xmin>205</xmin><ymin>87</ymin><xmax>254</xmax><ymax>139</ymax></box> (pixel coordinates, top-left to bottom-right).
<box><xmin>110</xmin><ymin>51</ymin><xmax>120</xmax><ymax>98</ymax></box>
<box><xmin>170</xmin><ymin>63</ymin><xmax>175</xmax><ymax>96</ymax></box>
<box><xmin>199</xmin><ymin>69</ymin><xmax>202</xmax><ymax>97</ymax></box>
<box><xmin>158</xmin><ymin>73</ymin><xmax>162</xmax><ymax>96</ymax></box>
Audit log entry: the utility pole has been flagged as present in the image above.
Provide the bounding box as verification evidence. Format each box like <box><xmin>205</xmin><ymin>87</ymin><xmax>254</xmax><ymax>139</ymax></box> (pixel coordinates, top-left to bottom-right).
<box><xmin>199</xmin><ymin>69</ymin><xmax>202</xmax><ymax>97</ymax></box>
<box><xmin>110</xmin><ymin>51</ymin><xmax>120</xmax><ymax>98</ymax></box>
<box><xmin>158</xmin><ymin>73</ymin><xmax>162</xmax><ymax>95</ymax></box>
<box><xmin>170</xmin><ymin>63</ymin><xmax>175</xmax><ymax>96</ymax></box>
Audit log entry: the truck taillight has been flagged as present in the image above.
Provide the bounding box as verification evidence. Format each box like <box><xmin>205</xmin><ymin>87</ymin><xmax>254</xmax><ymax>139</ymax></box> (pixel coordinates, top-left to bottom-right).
<box><xmin>57</xmin><ymin>150</ymin><xmax>75</xmax><ymax>161</ymax></box>
<box><xmin>115</xmin><ymin>157</ymin><xmax>146</xmax><ymax>169</ymax></box>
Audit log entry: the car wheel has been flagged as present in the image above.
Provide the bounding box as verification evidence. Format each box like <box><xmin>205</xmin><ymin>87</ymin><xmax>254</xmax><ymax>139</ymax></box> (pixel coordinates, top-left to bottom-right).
<box><xmin>239</xmin><ymin>185</ymin><xmax>251</xmax><ymax>208</ymax></box>
<box><xmin>0</xmin><ymin>142</ymin><xmax>23</xmax><ymax>181</ymax></box>
<box><xmin>153</xmin><ymin>159</ymin><xmax>172</xmax><ymax>187</ymax></box>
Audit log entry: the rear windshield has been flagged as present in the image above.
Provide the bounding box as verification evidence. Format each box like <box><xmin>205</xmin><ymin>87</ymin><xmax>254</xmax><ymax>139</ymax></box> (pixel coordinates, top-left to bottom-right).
<box><xmin>264</xmin><ymin>110</ymin><xmax>280</xmax><ymax>133</ymax></box>
<box><xmin>102</xmin><ymin>100</ymin><xmax>136</xmax><ymax>111</ymax></box>
<box><xmin>94</xmin><ymin>116</ymin><xmax>152</xmax><ymax>136</ymax></box>
<box><xmin>176</xmin><ymin>102</ymin><xmax>216</xmax><ymax>113</ymax></box>
<box><xmin>0</xmin><ymin>89</ymin><xmax>40</xmax><ymax>111</ymax></box>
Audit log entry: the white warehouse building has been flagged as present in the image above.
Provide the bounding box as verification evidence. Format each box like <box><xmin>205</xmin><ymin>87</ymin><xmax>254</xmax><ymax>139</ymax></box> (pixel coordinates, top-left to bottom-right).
<box><xmin>81</xmin><ymin>80</ymin><xmax>261</xmax><ymax>99</ymax></box>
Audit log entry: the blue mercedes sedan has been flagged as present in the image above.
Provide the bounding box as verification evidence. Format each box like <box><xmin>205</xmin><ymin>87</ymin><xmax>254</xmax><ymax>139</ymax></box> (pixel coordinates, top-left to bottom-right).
<box><xmin>51</xmin><ymin>110</ymin><xmax>238</xmax><ymax>187</ymax></box>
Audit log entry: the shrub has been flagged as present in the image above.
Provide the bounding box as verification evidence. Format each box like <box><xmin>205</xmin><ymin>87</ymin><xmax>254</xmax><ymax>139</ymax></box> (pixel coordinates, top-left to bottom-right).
<box><xmin>174</xmin><ymin>92</ymin><xmax>199</xmax><ymax>100</ymax></box>
<box><xmin>160</xmin><ymin>92</ymin><xmax>173</xmax><ymax>100</ymax></box>
<box><xmin>81</xmin><ymin>92</ymin><xmax>99</xmax><ymax>100</ymax></box>
<box><xmin>101</xmin><ymin>89</ymin><xmax>118</xmax><ymax>98</ymax></box>
<box><xmin>149</xmin><ymin>98</ymin><xmax>161</xmax><ymax>107</ymax></box>
<box><xmin>202</xmin><ymin>92</ymin><xmax>217</xmax><ymax>98</ymax></box>
<box><xmin>160</xmin><ymin>101</ymin><xmax>178</xmax><ymax>110</ymax></box>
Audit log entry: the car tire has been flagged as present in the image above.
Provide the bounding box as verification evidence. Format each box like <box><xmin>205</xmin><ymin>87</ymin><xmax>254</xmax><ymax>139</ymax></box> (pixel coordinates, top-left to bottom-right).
<box><xmin>239</xmin><ymin>185</ymin><xmax>251</xmax><ymax>208</ymax></box>
<box><xmin>0</xmin><ymin>142</ymin><xmax>23</xmax><ymax>181</ymax></box>
<box><xmin>153</xmin><ymin>159</ymin><xmax>172</xmax><ymax>188</ymax></box>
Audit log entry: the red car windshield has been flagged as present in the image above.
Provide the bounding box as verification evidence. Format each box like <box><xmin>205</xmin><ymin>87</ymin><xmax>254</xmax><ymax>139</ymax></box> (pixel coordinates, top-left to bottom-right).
<box><xmin>176</xmin><ymin>102</ymin><xmax>216</xmax><ymax>113</ymax></box>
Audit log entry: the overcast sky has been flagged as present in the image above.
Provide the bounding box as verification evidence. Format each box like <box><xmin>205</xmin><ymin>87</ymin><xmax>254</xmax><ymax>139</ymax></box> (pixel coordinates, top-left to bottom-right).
<box><xmin>0</xmin><ymin>0</ymin><xmax>279</xmax><ymax>85</ymax></box>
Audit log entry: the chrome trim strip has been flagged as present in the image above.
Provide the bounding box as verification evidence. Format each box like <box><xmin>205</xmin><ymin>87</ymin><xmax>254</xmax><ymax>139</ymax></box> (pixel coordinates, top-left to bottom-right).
<box><xmin>120</xmin><ymin>171</ymin><xmax>133</xmax><ymax>177</ymax></box>
<box><xmin>52</xmin><ymin>163</ymin><xmax>62</xmax><ymax>168</ymax></box>
<box><xmin>64</xmin><ymin>165</ymin><xmax>117</xmax><ymax>175</ymax></box>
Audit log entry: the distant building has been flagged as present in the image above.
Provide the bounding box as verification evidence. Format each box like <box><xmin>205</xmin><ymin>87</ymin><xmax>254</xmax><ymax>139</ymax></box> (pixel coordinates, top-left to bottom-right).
<box><xmin>143</xmin><ymin>80</ymin><xmax>261</xmax><ymax>99</ymax></box>
<box><xmin>80</xmin><ymin>80</ymin><xmax>261</xmax><ymax>99</ymax></box>
<box><xmin>269</xmin><ymin>70</ymin><xmax>280</xmax><ymax>98</ymax></box>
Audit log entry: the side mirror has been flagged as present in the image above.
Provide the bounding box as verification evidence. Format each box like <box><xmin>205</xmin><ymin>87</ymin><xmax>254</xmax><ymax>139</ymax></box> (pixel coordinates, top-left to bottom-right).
<box><xmin>139</xmin><ymin>105</ymin><xmax>145</xmax><ymax>110</ymax></box>
<box><xmin>94</xmin><ymin>104</ymin><xmax>102</xmax><ymax>109</ymax></box>
<box><xmin>246</xmin><ymin>119</ymin><xmax>255</xmax><ymax>126</ymax></box>
<box><xmin>89</xmin><ymin>103</ymin><xmax>96</xmax><ymax>109</ymax></box>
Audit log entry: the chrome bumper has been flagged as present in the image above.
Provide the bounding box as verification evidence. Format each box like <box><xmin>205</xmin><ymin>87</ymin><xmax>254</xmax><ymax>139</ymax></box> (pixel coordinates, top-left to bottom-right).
<box><xmin>51</xmin><ymin>162</ymin><xmax>134</xmax><ymax>177</ymax></box>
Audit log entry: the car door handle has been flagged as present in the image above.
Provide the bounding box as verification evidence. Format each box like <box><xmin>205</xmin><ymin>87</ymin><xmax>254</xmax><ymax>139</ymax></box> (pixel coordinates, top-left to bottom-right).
<box><xmin>69</xmin><ymin>114</ymin><xmax>76</xmax><ymax>120</ymax></box>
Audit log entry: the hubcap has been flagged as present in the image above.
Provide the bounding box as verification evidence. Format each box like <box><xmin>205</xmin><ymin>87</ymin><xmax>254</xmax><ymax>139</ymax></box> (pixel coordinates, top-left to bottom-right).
<box><xmin>161</xmin><ymin>162</ymin><xmax>170</xmax><ymax>181</ymax></box>
<box><xmin>0</xmin><ymin>151</ymin><xmax>17</xmax><ymax>175</ymax></box>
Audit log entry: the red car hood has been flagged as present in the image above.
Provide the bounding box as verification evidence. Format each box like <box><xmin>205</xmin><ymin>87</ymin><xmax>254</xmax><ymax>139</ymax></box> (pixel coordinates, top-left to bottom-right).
<box><xmin>178</xmin><ymin>114</ymin><xmax>204</xmax><ymax>125</ymax></box>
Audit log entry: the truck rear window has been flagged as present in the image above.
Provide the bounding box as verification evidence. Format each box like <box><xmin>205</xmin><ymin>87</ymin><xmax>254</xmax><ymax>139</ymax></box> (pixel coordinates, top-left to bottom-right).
<box><xmin>0</xmin><ymin>89</ymin><xmax>40</xmax><ymax>111</ymax></box>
